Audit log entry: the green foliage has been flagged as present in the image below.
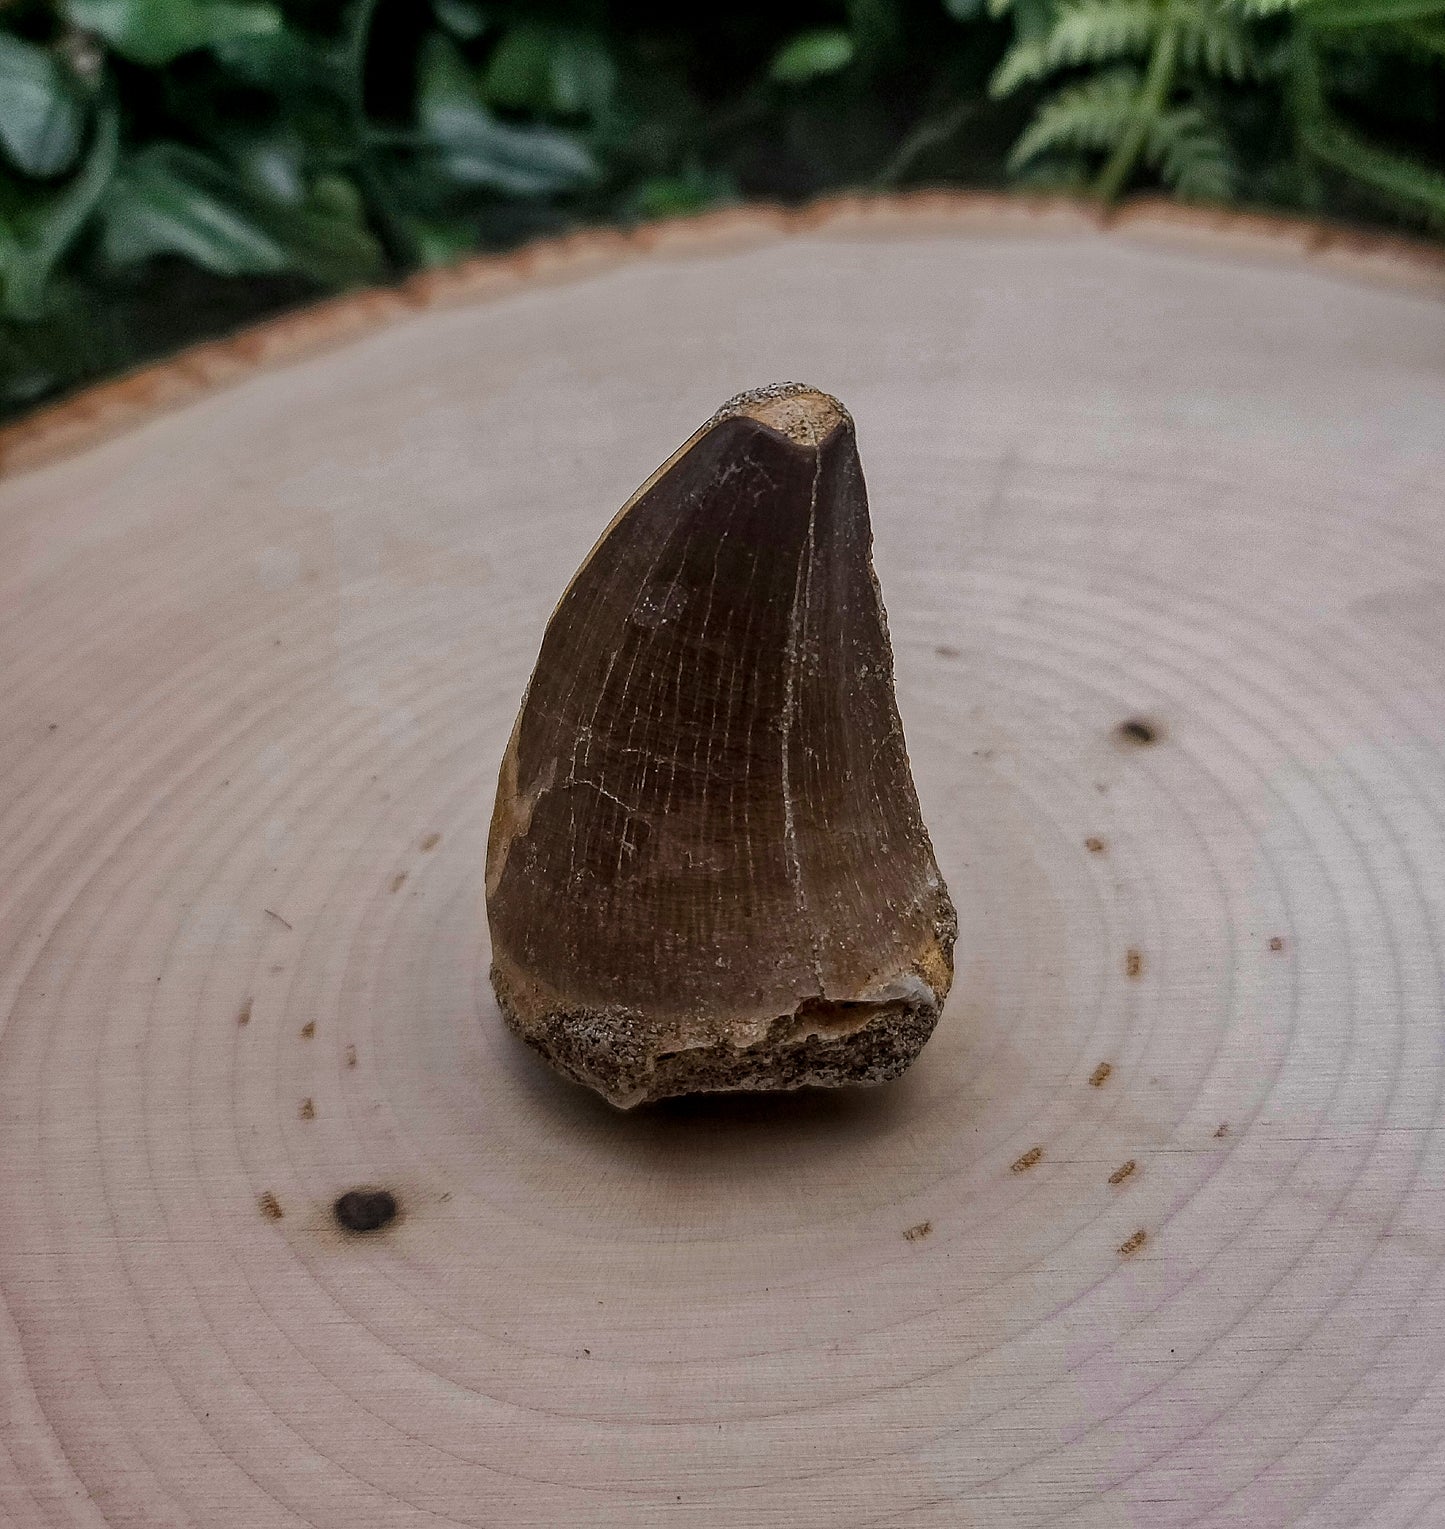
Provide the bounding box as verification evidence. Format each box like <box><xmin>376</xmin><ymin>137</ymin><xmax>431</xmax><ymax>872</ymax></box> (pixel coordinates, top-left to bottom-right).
<box><xmin>99</xmin><ymin>142</ymin><xmax>383</xmax><ymax>282</ymax></box>
<box><xmin>770</xmin><ymin>29</ymin><xmax>858</xmax><ymax>81</ymax></box>
<box><xmin>63</xmin><ymin>0</ymin><xmax>282</xmax><ymax>67</ymax></box>
<box><xmin>0</xmin><ymin>34</ymin><xmax>88</xmax><ymax>177</ymax></box>
<box><xmin>482</xmin><ymin>23</ymin><xmax>617</xmax><ymax>117</ymax></box>
<box><xmin>992</xmin><ymin>0</ymin><xmax>1253</xmax><ymax>198</ymax></box>
<box><xmin>417</xmin><ymin>34</ymin><xmax>598</xmax><ymax>196</ymax></box>
<box><xmin>0</xmin><ymin>0</ymin><xmax>1440</xmax><ymax>418</ymax></box>
<box><xmin>990</xmin><ymin>0</ymin><xmax>1444</xmax><ymax>210</ymax></box>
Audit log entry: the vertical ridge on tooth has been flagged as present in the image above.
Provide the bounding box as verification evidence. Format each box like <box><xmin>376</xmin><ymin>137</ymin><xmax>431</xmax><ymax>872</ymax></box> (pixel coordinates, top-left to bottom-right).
<box><xmin>486</xmin><ymin>384</ymin><xmax>957</xmax><ymax>1108</ymax></box>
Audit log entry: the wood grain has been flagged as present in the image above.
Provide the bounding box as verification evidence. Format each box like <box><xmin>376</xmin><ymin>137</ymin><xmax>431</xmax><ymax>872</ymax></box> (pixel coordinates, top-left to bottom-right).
<box><xmin>2</xmin><ymin>196</ymin><xmax>1445</xmax><ymax>1527</ymax></box>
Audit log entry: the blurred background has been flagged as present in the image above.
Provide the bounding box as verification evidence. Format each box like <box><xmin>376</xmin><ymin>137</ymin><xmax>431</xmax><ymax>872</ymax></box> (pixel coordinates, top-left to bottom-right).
<box><xmin>1</xmin><ymin>0</ymin><xmax>1441</xmax><ymax>421</ymax></box>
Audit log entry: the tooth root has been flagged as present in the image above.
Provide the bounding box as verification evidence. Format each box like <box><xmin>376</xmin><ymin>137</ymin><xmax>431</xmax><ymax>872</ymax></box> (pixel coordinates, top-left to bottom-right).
<box><xmin>486</xmin><ymin>383</ymin><xmax>957</xmax><ymax>1108</ymax></box>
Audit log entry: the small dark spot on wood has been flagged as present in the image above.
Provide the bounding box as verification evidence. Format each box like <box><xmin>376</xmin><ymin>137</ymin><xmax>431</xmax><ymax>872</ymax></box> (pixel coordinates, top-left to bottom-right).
<box><xmin>264</xmin><ymin>907</ymin><xmax>293</xmax><ymax>930</ymax></box>
<box><xmin>935</xmin><ymin>645</ymin><xmax>961</xmax><ymax>660</ymax></box>
<box><xmin>1117</xmin><ymin>717</ymin><xmax>1160</xmax><ymax>746</ymax></box>
<box><xmin>1089</xmin><ymin>1062</ymin><xmax>1113</xmax><ymax>1088</ymax></box>
<box><xmin>1109</xmin><ymin>1159</ymin><xmax>1137</xmax><ymax>1186</ymax></box>
<box><xmin>420</xmin><ymin>832</ymin><xmax>441</xmax><ymax>852</ymax></box>
<box><xmin>1125</xmin><ymin>949</ymin><xmax>1143</xmax><ymax>978</ymax></box>
<box><xmin>47</xmin><ymin>722</ymin><xmax>58</xmax><ymax>731</ymax></box>
<box><xmin>269</xmin><ymin>963</ymin><xmax>285</xmax><ymax>974</ymax></box>
<box><xmin>1119</xmin><ymin>1229</ymin><xmax>1148</xmax><ymax>1256</ymax></box>
<box><xmin>903</xmin><ymin>1220</ymin><xmax>932</xmax><ymax>1242</ymax></box>
<box><xmin>1085</xmin><ymin>836</ymin><xmax>1106</xmax><ymax>854</ymax></box>
<box><xmin>334</xmin><ymin>1188</ymin><xmax>398</xmax><ymax>1233</ymax></box>
<box><xmin>345</xmin><ymin>1044</ymin><xmax>357</xmax><ymax>1068</ymax></box>
<box><xmin>1269</xmin><ymin>936</ymin><xmax>1284</xmax><ymax>952</ymax></box>
<box><xmin>258</xmin><ymin>1191</ymin><xmax>283</xmax><ymax>1220</ymax></box>
<box><xmin>1011</xmin><ymin>1146</ymin><xmax>1043</xmax><ymax>1174</ymax></box>
<box><xmin>299</xmin><ymin>1098</ymin><xmax>315</xmax><ymax>1120</ymax></box>
<box><xmin>391</xmin><ymin>872</ymin><xmax>408</xmax><ymax>894</ymax></box>
<box><xmin>300</xmin><ymin>1021</ymin><xmax>315</xmax><ymax>1039</ymax></box>
<box><xmin>584</xmin><ymin>1348</ymin><xmax>590</xmax><ymax>1355</ymax></box>
<box><xmin>237</xmin><ymin>999</ymin><xmax>252</xmax><ymax>1027</ymax></box>
<box><xmin>1215</xmin><ymin>1122</ymin><xmax>1230</xmax><ymax>1139</ymax></box>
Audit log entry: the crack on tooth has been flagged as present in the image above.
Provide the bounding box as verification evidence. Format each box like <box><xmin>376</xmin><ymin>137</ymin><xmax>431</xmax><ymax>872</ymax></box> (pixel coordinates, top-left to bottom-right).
<box><xmin>778</xmin><ymin>414</ymin><xmax>824</xmax><ymax>988</ymax></box>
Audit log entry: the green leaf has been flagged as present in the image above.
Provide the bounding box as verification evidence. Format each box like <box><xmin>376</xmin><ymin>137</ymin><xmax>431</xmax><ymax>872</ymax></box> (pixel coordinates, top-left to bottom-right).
<box><xmin>1302</xmin><ymin>111</ymin><xmax>1445</xmax><ymax>221</ymax></box>
<box><xmin>769</xmin><ymin>29</ymin><xmax>856</xmax><ymax>83</ymax></box>
<box><xmin>101</xmin><ymin>146</ymin><xmax>287</xmax><ymax>273</ymax></box>
<box><xmin>98</xmin><ymin>141</ymin><xmax>382</xmax><ymax>285</ymax></box>
<box><xmin>400</xmin><ymin>213</ymin><xmax>480</xmax><ymax>265</ymax></box>
<box><xmin>991</xmin><ymin>38</ymin><xmax>1048</xmax><ymax>93</ymax></box>
<box><xmin>944</xmin><ymin>0</ymin><xmax>987</xmax><ymax>16</ymax></box>
<box><xmin>1008</xmin><ymin>67</ymin><xmax>1142</xmax><ymax>168</ymax></box>
<box><xmin>481</xmin><ymin>27</ymin><xmax>550</xmax><ymax>108</ymax></box>
<box><xmin>988</xmin><ymin>0</ymin><xmax>1250</xmax><ymax>96</ymax></box>
<box><xmin>1145</xmin><ymin>106</ymin><xmax>1233</xmax><ymax>197</ymax></box>
<box><xmin>223</xmin><ymin>125</ymin><xmax>307</xmax><ymax>201</ymax></box>
<box><xmin>0</xmin><ymin>36</ymin><xmax>86</xmax><ymax>180</ymax></box>
<box><xmin>267</xmin><ymin>176</ymin><xmax>384</xmax><ymax>285</ymax></box>
<box><xmin>434</xmin><ymin>0</ymin><xmax>488</xmax><ymax>39</ymax></box>
<box><xmin>63</xmin><ymin>0</ymin><xmax>281</xmax><ymax>67</ymax></box>
<box><xmin>1175</xmin><ymin>8</ymin><xmax>1257</xmax><ymax>78</ymax></box>
<box><xmin>630</xmin><ymin>164</ymin><xmax>735</xmax><ymax>217</ymax></box>
<box><xmin>417</xmin><ymin>35</ymin><xmax>597</xmax><ymax>196</ymax></box>
<box><xmin>991</xmin><ymin>0</ymin><xmax>1055</xmax><ymax>30</ymax></box>
<box><xmin>993</xmin><ymin>0</ymin><xmax>1158</xmax><ymax>94</ymax></box>
<box><xmin>1304</xmin><ymin>0</ymin><xmax>1445</xmax><ymax>26</ymax></box>
<box><xmin>210</xmin><ymin>27</ymin><xmax>338</xmax><ymax>95</ymax></box>
<box><xmin>483</xmin><ymin>23</ymin><xmax>616</xmax><ymax>117</ymax></box>
<box><xmin>2</xmin><ymin>100</ymin><xmax>120</xmax><ymax>319</ymax></box>
<box><xmin>2</xmin><ymin>99</ymin><xmax>116</xmax><ymax>319</ymax></box>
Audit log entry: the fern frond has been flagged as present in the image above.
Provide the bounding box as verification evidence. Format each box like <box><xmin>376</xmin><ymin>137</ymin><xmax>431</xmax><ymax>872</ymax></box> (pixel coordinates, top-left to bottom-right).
<box><xmin>991</xmin><ymin>39</ymin><xmax>1050</xmax><ymax>94</ymax></box>
<box><xmin>1008</xmin><ymin>67</ymin><xmax>1144</xmax><ymax>167</ymax></box>
<box><xmin>1230</xmin><ymin>0</ymin><xmax>1304</xmax><ymax>16</ymax></box>
<box><xmin>1175</xmin><ymin>6</ymin><xmax>1259</xmax><ymax>78</ymax></box>
<box><xmin>1145</xmin><ymin>105</ymin><xmax>1234</xmax><ymax>196</ymax></box>
<box><xmin>992</xmin><ymin>0</ymin><xmax>1159</xmax><ymax>95</ymax></box>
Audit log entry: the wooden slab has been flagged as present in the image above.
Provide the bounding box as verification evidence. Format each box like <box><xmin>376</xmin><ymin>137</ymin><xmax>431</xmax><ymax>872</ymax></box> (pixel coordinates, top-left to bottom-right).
<box><xmin>2</xmin><ymin>195</ymin><xmax>1445</xmax><ymax>1528</ymax></box>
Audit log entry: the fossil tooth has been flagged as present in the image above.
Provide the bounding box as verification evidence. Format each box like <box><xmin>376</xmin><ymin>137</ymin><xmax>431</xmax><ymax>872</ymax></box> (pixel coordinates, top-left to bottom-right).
<box><xmin>486</xmin><ymin>383</ymin><xmax>956</xmax><ymax>1108</ymax></box>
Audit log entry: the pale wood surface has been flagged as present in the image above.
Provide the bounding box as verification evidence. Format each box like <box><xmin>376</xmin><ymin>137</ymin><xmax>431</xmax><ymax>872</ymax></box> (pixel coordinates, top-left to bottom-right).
<box><xmin>2</xmin><ymin>198</ymin><xmax>1445</xmax><ymax>1528</ymax></box>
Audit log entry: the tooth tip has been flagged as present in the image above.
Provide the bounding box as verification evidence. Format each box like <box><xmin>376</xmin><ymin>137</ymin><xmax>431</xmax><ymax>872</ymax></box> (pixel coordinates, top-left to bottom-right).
<box><xmin>710</xmin><ymin>382</ymin><xmax>850</xmax><ymax>445</ymax></box>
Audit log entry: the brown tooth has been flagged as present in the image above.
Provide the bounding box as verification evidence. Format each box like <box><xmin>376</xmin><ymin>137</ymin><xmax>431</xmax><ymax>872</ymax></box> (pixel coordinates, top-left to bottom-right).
<box><xmin>486</xmin><ymin>383</ymin><xmax>957</xmax><ymax>1109</ymax></box>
